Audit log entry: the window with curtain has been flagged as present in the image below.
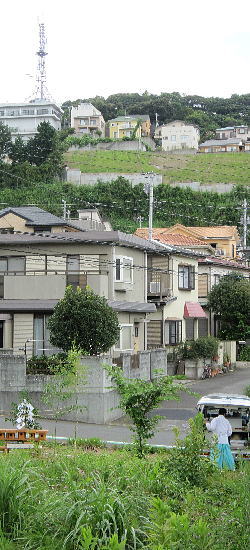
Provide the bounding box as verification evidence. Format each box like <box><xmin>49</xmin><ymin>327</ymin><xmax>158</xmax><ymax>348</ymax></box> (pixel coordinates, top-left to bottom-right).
<box><xmin>165</xmin><ymin>321</ymin><xmax>182</xmax><ymax>345</ymax></box>
<box><xmin>33</xmin><ymin>314</ymin><xmax>55</xmax><ymax>356</ymax></box>
<box><xmin>178</xmin><ymin>265</ymin><xmax>195</xmax><ymax>290</ymax></box>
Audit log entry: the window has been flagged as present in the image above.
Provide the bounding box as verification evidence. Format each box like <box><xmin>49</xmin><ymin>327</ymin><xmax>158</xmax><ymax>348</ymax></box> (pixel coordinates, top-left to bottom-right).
<box><xmin>165</xmin><ymin>320</ymin><xmax>182</xmax><ymax>345</ymax></box>
<box><xmin>232</xmin><ymin>244</ymin><xmax>235</xmax><ymax>257</ymax></box>
<box><xmin>186</xmin><ymin>318</ymin><xmax>194</xmax><ymax>340</ymax></box>
<box><xmin>33</xmin><ymin>314</ymin><xmax>55</xmax><ymax>356</ymax></box>
<box><xmin>22</xmin><ymin>109</ymin><xmax>35</xmax><ymax>115</ymax></box>
<box><xmin>178</xmin><ymin>265</ymin><xmax>195</xmax><ymax>290</ymax></box>
<box><xmin>214</xmin><ymin>274</ymin><xmax>221</xmax><ymax>286</ymax></box>
<box><xmin>198</xmin><ymin>318</ymin><xmax>208</xmax><ymax>337</ymax></box>
<box><xmin>0</xmin><ymin>111</ymin><xmax>4</xmax><ymax>116</ymax></box>
<box><xmin>67</xmin><ymin>255</ymin><xmax>80</xmax><ymax>288</ymax></box>
<box><xmin>0</xmin><ymin>256</ymin><xmax>25</xmax><ymax>274</ymax></box>
<box><xmin>115</xmin><ymin>256</ymin><xmax>133</xmax><ymax>283</ymax></box>
<box><xmin>115</xmin><ymin>324</ymin><xmax>133</xmax><ymax>350</ymax></box>
<box><xmin>180</xmin><ymin>135</ymin><xmax>188</xmax><ymax>140</ymax></box>
<box><xmin>7</xmin><ymin>110</ymin><xmax>20</xmax><ymax>116</ymax></box>
<box><xmin>171</xmin><ymin>135</ymin><xmax>176</xmax><ymax>141</ymax></box>
<box><xmin>80</xmin><ymin>118</ymin><xmax>89</xmax><ymax>125</ymax></box>
<box><xmin>36</xmin><ymin>108</ymin><xmax>49</xmax><ymax>115</ymax></box>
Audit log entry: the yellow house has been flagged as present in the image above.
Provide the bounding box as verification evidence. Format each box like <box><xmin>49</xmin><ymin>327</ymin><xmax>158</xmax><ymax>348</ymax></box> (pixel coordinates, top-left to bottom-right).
<box><xmin>156</xmin><ymin>224</ymin><xmax>240</xmax><ymax>259</ymax></box>
<box><xmin>109</xmin><ymin>115</ymin><xmax>150</xmax><ymax>139</ymax></box>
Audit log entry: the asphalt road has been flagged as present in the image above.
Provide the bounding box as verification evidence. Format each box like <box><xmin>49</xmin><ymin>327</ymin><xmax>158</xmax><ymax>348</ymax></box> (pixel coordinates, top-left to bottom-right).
<box><xmin>3</xmin><ymin>367</ymin><xmax>249</xmax><ymax>447</ymax></box>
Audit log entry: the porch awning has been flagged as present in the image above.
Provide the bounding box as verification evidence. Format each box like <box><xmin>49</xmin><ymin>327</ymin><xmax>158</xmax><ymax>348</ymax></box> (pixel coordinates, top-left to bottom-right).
<box><xmin>184</xmin><ymin>302</ymin><xmax>207</xmax><ymax>319</ymax></box>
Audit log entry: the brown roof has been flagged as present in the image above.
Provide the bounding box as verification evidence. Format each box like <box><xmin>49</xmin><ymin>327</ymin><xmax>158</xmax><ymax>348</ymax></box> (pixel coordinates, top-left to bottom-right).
<box><xmin>187</xmin><ymin>225</ymin><xmax>239</xmax><ymax>239</ymax></box>
<box><xmin>198</xmin><ymin>257</ymin><xmax>250</xmax><ymax>271</ymax></box>
<box><xmin>135</xmin><ymin>228</ymin><xmax>209</xmax><ymax>246</ymax></box>
<box><xmin>136</xmin><ymin>224</ymin><xmax>240</xmax><ymax>243</ymax></box>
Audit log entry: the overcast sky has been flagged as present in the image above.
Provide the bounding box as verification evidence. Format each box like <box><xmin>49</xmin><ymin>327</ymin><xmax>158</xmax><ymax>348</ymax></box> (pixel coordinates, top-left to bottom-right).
<box><xmin>1</xmin><ymin>0</ymin><xmax>249</xmax><ymax>105</ymax></box>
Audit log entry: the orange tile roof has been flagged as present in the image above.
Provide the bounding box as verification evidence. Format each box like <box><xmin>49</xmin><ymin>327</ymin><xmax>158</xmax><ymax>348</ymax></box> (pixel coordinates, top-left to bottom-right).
<box><xmin>187</xmin><ymin>226</ymin><xmax>239</xmax><ymax>239</ymax></box>
<box><xmin>135</xmin><ymin>228</ymin><xmax>208</xmax><ymax>246</ymax></box>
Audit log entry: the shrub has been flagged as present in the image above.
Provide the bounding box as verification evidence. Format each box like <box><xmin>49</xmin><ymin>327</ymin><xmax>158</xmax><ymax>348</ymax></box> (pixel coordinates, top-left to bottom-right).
<box><xmin>26</xmin><ymin>353</ymin><xmax>67</xmax><ymax>374</ymax></box>
<box><xmin>179</xmin><ymin>336</ymin><xmax>219</xmax><ymax>361</ymax></box>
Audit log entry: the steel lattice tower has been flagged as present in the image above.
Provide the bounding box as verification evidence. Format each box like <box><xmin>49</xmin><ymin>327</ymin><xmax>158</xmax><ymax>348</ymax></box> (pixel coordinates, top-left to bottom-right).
<box><xmin>35</xmin><ymin>23</ymin><xmax>49</xmax><ymax>100</ymax></box>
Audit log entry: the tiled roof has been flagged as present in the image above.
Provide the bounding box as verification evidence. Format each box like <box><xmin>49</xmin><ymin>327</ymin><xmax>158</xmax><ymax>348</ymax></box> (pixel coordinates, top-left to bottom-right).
<box><xmin>108</xmin><ymin>301</ymin><xmax>156</xmax><ymax>313</ymax></box>
<box><xmin>187</xmin><ymin>225</ymin><xmax>239</xmax><ymax>239</ymax></box>
<box><xmin>184</xmin><ymin>302</ymin><xmax>207</xmax><ymax>319</ymax></box>
<box><xmin>198</xmin><ymin>257</ymin><xmax>250</xmax><ymax>271</ymax></box>
<box><xmin>0</xmin><ymin>206</ymin><xmax>70</xmax><ymax>227</ymax></box>
<box><xmin>135</xmin><ymin>228</ymin><xmax>206</xmax><ymax>246</ymax></box>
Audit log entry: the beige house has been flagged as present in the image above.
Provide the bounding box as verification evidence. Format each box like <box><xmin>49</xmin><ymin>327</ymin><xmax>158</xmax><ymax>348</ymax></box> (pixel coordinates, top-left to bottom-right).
<box><xmin>199</xmin><ymin>138</ymin><xmax>244</xmax><ymax>153</ymax></box>
<box><xmin>71</xmin><ymin>102</ymin><xmax>105</xmax><ymax>137</ymax></box>
<box><xmin>136</xmin><ymin>224</ymin><xmax>240</xmax><ymax>260</ymax></box>
<box><xmin>0</xmin><ymin>231</ymin><xmax>160</xmax><ymax>356</ymax></box>
<box><xmin>198</xmin><ymin>256</ymin><xmax>250</xmax><ymax>336</ymax></box>
<box><xmin>0</xmin><ymin>206</ymin><xmax>78</xmax><ymax>234</ymax></box>
<box><xmin>154</xmin><ymin>121</ymin><xmax>200</xmax><ymax>151</ymax></box>
<box><xmin>146</xmin><ymin>247</ymin><xmax>207</xmax><ymax>348</ymax></box>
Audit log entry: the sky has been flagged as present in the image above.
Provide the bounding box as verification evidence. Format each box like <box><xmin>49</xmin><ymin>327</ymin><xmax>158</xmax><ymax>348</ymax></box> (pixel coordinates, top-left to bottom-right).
<box><xmin>1</xmin><ymin>0</ymin><xmax>249</xmax><ymax>105</ymax></box>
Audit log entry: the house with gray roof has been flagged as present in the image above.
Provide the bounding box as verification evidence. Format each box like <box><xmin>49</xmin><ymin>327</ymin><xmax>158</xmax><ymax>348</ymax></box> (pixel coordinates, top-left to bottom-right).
<box><xmin>0</xmin><ymin>224</ymin><xmax>205</xmax><ymax>356</ymax></box>
<box><xmin>0</xmin><ymin>206</ymin><xmax>77</xmax><ymax>234</ymax></box>
<box><xmin>199</xmin><ymin>138</ymin><xmax>244</xmax><ymax>153</ymax></box>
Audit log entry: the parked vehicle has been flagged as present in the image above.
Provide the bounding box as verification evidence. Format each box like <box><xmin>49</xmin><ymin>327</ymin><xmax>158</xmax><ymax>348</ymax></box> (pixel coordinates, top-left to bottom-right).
<box><xmin>197</xmin><ymin>394</ymin><xmax>250</xmax><ymax>449</ymax></box>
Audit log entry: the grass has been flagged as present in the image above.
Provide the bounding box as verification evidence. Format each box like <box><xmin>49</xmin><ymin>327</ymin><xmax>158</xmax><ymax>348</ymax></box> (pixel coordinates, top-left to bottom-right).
<box><xmin>0</xmin><ymin>444</ymin><xmax>248</xmax><ymax>549</ymax></box>
<box><xmin>65</xmin><ymin>150</ymin><xmax>250</xmax><ymax>185</ymax></box>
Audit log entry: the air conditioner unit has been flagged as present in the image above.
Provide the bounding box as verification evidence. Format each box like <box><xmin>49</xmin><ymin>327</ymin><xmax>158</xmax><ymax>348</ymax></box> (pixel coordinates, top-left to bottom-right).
<box><xmin>149</xmin><ymin>281</ymin><xmax>161</xmax><ymax>293</ymax></box>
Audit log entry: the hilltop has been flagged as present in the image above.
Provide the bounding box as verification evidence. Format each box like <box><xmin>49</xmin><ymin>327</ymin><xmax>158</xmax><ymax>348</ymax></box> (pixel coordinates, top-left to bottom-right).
<box><xmin>65</xmin><ymin>150</ymin><xmax>250</xmax><ymax>186</ymax></box>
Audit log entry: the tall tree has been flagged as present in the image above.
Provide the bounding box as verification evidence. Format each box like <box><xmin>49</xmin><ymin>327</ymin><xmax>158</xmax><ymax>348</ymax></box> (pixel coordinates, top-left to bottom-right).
<box><xmin>207</xmin><ymin>274</ymin><xmax>250</xmax><ymax>341</ymax></box>
<box><xmin>9</xmin><ymin>136</ymin><xmax>27</xmax><ymax>164</ymax></box>
<box><xmin>48</xmin><ymin>286</ymin><xmax>120</xmax><ymax>354</ymax></box>
<box><xmin>0</xmin><ymin>122</ymin><xmax>12</xmax><ymax>160</ymax></box>
<box><xmin>26</xmin><ymin>121</ymin><xmax>58</xmax><ymax>166</ymax></box>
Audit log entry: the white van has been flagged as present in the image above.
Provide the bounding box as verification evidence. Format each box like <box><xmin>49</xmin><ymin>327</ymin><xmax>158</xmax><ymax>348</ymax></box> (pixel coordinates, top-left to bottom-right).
<box><xmin>197</xmin><ymin>394</ymin><xmax>250</xmax><ymax>449</ymax></box>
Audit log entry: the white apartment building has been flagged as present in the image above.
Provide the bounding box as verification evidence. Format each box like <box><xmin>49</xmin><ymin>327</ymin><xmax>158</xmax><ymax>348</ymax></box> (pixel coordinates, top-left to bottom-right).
<box><xmin>154</xmin><ymin>120</ymin><xmax>200</xmax><ymax>151</ymax></box>
<box><xmin>215</xmin><ymin>125</ymin><xmax>250</xmax><ymax>141</ymax></box>
<box><xmin>0</xmin><ymin>100</ymin><xmax>62</xmax><ymax>142</ymax></box>
<box><xmin>71</xmin><ymin>103</ymin><xmax>105</xmax><ymax>137</ymax></box>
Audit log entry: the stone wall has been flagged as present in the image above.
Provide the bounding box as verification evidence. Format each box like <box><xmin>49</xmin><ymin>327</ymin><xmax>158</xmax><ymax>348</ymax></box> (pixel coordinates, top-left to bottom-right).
<box><xmin>68</xmin><ymin>140</ymin><xmax>146</xmax><ymax>152</ymax></box>
<box><xmin>65</xmin><ymin>169</ymin><xmax>162</xmax><ymax>187</ymax></box>
<box><xmin>169</xmin><ymin>181</ymin><xmax>234</xmax><ymax>194</ymax></box>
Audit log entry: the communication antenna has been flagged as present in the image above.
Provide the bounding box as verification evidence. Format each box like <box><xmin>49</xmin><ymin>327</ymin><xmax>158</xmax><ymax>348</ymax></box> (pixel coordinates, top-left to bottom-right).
<box><xmin>35</xmin><ymin>22</ymin><xmax>49</xmax><ymax>100</ymax></box>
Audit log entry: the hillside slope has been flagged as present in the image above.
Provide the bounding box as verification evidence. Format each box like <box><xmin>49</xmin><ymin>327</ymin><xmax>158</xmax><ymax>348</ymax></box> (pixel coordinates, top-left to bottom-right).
<box><xmin>65</xmin><ymin>151</ymin><xmax>250</xmax><ymax>185</ymax></box>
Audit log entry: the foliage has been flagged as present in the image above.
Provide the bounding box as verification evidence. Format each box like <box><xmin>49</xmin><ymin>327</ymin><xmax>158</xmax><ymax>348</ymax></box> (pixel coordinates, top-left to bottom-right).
<box><xmin>245</xmin><ymin>385</ymin><xmax>250</xmax><ymax>398</ymax></box>
<box><xmin>238</xmin><ymin>345</ymin><xmax>250</xmax><ymax>362</ymax></box>
<box><xmin>208</xmin><ymin>274</ymin><xmax>250</xmax><ymax>340</ymax></box>
<box><xmin>0</xmin><ymin>122</ymin><xmax>12</xmax><ymax>160</ymax></box>
<box><xmin>104</xmin><ymin>364</ymin><xmax>180</xmax><ymax>457</ymax></box>
<box><xmin>48</xmin><ymin>286</ymin><xmax>120</xmax><ymax>354</ymax></box>
<box><xmin>147</xmin><ymin>497</ymin><xmax>212</xmax><ymax>549</ymax></box>
<box><xmin>26</xmin><ymin>352</ymin><xmax>68</xmax><ymax>374</ymax></box>
<box><xmin>0</xmin><ymin>446</ymin><xmax>248</xmax><ymax>549</ymax></box>
<box><xmin>165</xmin><ymin>413</ymin><xmax>214</xmax><ymax>488</ymax></box>
<box><xmin>179</xmin><ymin>336</ymin><xmax>219</xmax><ymax>361</ymax></box>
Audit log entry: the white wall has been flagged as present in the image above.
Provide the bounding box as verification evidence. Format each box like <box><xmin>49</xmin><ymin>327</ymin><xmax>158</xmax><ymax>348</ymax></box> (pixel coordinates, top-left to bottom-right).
<box><xmin>156</xmin><ymin>121</ymin><xmax>199</xmax><ymax>151</ymax></box>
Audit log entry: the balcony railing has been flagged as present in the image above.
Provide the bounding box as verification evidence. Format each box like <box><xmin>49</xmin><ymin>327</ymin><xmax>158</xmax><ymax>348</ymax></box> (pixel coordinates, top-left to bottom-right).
<box><xmin>147</xmin><ymin>272</ymin><xmax>172</xmax><ymax>300</ymax></box>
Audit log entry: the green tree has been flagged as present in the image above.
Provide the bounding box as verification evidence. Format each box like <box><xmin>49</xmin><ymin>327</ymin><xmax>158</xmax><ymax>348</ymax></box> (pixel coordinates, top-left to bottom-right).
<box><xmin>0</xmin><ymin>122</ymin><xmax>12</xmax><ymax>160</ymax></box>
<box><xmin>207</xmin><ymin>274</ymin><xmax>250</xmax><ymax>340</ymax></box>
<box><xmin>104</xmin><ymin>364</ymin><xmax>180</xmax><ymax>457</ymax></box>
<box><xmin>9</xmin><ymin>136</ymin><xmax>27</xmax><ymax>164</ymax></box>
<box><xmin>26</xmin><ymin>121</ymin><xmax>58</xmax><ymax>166</ymax></box>
<box><xmin>48</xmin><ymin>286</ymin><xmax>120</xmax><ymax>354</ymax></box>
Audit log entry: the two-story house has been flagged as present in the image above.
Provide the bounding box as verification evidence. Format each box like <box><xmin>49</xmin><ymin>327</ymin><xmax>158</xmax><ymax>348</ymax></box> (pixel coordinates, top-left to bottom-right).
<box><xmin>70</xmin><ymin>103</ymin><xmax>105</xmax><ymax>137</ymax></box>
<box><xmin>108</xmin><ymin>115</ymin><xmax>150</xmax><ymax>139</ymax></box>
<box><xmin>154</xmin><ymin>121</ymin><xmax>200</xmax><ymax>151</ymax></box>
<box><xmin>198</xmin><ymin>256</ymin><xmax>250</xmax><ymax>336</ymax></box>
<box><xmin>146</xmin><ymin>246</ymin><xmax>207</xmax><ymax>348</ymax></box>
<box><xmin>215</xmin><ymin>126</ymin><xmax>250</xmax><ymax>141</ymax></box>
<box><xmin>0</xmin><ymin>231</ymin><xmax>161</xmax><ymax>356</ymax></box>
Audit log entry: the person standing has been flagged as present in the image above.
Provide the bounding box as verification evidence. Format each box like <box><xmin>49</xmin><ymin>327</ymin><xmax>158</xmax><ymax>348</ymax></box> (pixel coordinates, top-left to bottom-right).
<box><xmin>206</xmin><ymin>408</ymin><xmax>235</xmax><ymax>470</ymax></box>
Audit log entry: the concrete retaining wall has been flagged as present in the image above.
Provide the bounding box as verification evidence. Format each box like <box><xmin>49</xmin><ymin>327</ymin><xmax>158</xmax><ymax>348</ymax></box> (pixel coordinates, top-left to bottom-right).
<box><xmin>169</xmin><ymin>181</ymin><xmax>235</xmax><ymax>194</ymax></box>
<box><xmin>65</xmin><ymin>169</ymin><xmax>162</xmax><ymax>187</ymax></box>
<box><xmin>68</xmin><ymin>141</ymin><xmax>146</xmax><ymax>152</ymax></box>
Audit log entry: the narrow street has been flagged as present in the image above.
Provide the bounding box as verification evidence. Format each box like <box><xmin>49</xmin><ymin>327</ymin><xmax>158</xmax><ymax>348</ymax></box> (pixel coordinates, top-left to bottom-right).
<box><xmin>6</xmin><ymin>366</ymin><xmax>247</xmax><ymax>448</ymax></box>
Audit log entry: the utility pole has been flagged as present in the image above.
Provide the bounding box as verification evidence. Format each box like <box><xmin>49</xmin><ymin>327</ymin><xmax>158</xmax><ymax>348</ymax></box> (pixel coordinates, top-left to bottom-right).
<box><xmin>62</xmin><ymin>199</ymin><xmax>67</xmax><ymax>220</ymax></box>
<box><xmin>148</xmin><ymin>176</ymin><xmax>154</xmax><ymax>241</ymax></box>
<box><xmin>243</xmin><ymin>198</ymin><xmax>248</xmax><ymax>250</ymax></box>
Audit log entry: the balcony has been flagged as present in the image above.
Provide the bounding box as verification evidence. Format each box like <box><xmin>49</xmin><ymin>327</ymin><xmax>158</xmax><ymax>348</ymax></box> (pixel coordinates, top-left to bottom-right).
<box><xmin>0</xmin><ymin>270</ymin><xmax>109</xmax><ymax>300</ymax></box>
<box><xmin>147</xmin><ymin>272</ymin><xmax>172</xmax><ymax>301</ymax></box>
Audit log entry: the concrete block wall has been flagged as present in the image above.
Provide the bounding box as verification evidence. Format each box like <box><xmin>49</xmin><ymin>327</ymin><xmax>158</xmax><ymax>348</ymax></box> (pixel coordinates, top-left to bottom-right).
<box><xmin>65</xmin><ymin>169</ymin><xmax>162</xmax><ymax>188</ymax></box>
